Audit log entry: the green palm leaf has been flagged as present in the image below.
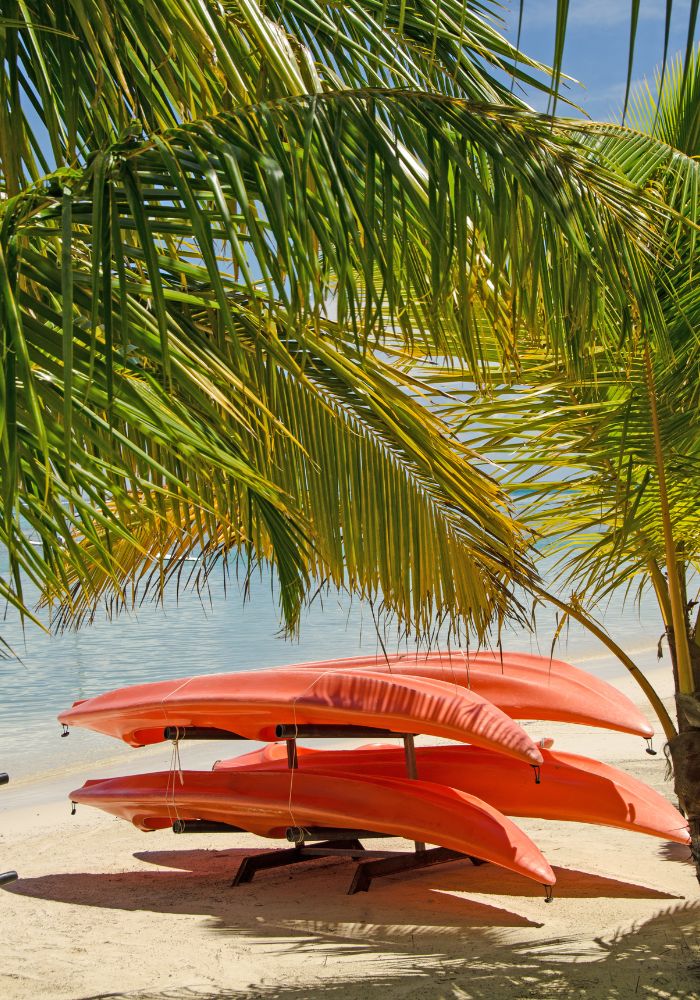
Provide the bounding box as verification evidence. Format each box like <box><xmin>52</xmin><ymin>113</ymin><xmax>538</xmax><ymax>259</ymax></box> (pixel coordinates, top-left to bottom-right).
<box><xmin>2</xmin><ymin>2</ymin><xmax>697</xmax><ymax>640</ymax></box>
<box><xmin>433</xmin><ymin>49</ymin><xmax>700</xmax><ymax>690</ymax></box>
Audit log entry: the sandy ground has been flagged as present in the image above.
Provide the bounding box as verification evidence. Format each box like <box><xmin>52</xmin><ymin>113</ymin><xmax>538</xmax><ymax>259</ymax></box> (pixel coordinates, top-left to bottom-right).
<box><xmin>0</xmin><ymin>663</ymin><xmax>698</xmax><ymax>1000</ymax></box>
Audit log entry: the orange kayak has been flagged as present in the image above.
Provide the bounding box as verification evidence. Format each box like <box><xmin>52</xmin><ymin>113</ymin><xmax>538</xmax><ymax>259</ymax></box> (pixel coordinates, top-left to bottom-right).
<box><xmin>287</xmin><ymin>651</ymin><xmax>653</xmax><ymax>738</ymax></box>
<box><xmin>215</xmin><ymin>743</ymin><xmax>689</xmax><ymax>844</ymax></box>
<box><xmin>58</xmin><ymin>668</ymin><xmax>544</xmax><ymax>765</ymax></box>
<box><xmin>70</xmin><ymin>768</ymin><xmax>555</xmax><ymax>887</ymax></box>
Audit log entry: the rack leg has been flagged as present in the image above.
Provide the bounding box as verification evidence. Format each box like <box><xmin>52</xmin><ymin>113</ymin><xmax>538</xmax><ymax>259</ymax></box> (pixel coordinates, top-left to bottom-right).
<box><xmin>232</xmin><ymin>845</ymin><xmax>306</xmax><ymax>886</ymax></box>
<box><xmin>0</xmin><ymin>772</ymin><xmax>15</xmax><ymax>884</ymax></box>
<box><xmin>231</xmin><ymin>840</ymin><xmax>365</xmax><ymax>887</ymax></box>
<box><xmin>402</xmin><ymin>735</ymin><xmax>425</xmax><ymax>853</ymax></box>
<box><xmin>348</xmin><ymin>847</ymin><xmax>466</xmax><ymax>894</ymax></box>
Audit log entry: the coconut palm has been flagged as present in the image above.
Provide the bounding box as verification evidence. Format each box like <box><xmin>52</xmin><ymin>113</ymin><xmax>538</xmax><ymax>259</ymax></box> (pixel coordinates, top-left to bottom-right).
<box><xmin>4</xmin><ymin>0</ymin><xmax>685</xmax><ymax>643</ymax></box>
<box><xmin>436</xmin><ymin>49</ymin><xmax>700</xmax><ymax>878</ymax></box>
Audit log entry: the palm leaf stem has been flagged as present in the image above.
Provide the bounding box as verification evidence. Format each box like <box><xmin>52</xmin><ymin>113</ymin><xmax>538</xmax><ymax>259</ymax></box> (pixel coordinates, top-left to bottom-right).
<box><xmin>533</xmin><ymin>583</ymin><xmax>677</xmax><ymax>740</ymax></box>
<box><xmin>643</xmin><ymin>340</ymin><xmax>694</xmax><ymax>694</ymax></box>
<box><xmin>646</xmin><ymin>555</ymin><xmax>673</xmax><ymax>629</ymax></box>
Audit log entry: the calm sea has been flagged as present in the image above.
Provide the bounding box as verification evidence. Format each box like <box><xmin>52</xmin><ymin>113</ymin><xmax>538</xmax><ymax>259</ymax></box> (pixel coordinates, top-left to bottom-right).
<box><xmin>0</xmin><ymin>554</ymin><xmax>665</xmax><ymax>783</ymax></box>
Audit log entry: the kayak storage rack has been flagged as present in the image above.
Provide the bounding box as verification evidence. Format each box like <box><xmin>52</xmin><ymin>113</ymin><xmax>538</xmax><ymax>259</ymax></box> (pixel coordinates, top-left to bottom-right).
<box><xmin>0</xmin><ymin>772</ymin><xmax>18</xmax><ymax>886</ymax></box>
<box><xmin>167</xmin><ymin>726</ymin><xmax>484</xmax><ymax>894</ymax></box>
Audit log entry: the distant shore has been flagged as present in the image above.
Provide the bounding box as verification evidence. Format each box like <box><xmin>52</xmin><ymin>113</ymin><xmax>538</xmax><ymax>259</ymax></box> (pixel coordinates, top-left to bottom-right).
<box><xmin>1</xmin><ymin>653</ymin><xmax>698</xmax><ymax>999</ymax></box>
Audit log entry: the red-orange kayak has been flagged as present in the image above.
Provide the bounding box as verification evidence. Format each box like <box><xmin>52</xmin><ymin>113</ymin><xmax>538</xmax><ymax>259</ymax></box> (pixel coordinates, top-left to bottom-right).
<box><xmin>58</xmin><ymin>668</ymin><xmax>544</xmax><ymax>764</ymax></box>
<box><xmin>215</xmin><ymin>743</ymin><xmax>689</xmax><ymax>844</ymax></box>
<box><xmin>70</xmin><ymin>768</ymin><xmax>555</xmax><ymax>887</ymax></box>
<box><xmin>287</xmin><ymin>651</ymin><xmax>653</xmax><ymax>737</ymax></box>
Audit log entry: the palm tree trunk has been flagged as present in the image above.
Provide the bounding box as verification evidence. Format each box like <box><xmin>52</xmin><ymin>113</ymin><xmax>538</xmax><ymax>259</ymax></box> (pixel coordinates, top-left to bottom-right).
<box><xmin>641</xmin><ymin>341</ymin><xmax>700</xmax><ymax>882</ymax></box>
<box><xmin>666</xmin><ymin>622</ymin><xmax>700</xmax><ymax>886</ymax></box>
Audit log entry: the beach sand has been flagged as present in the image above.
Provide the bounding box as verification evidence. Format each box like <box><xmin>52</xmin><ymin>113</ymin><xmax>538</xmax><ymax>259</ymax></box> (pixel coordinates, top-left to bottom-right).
<box><xmin>1</xmin><ymin>662</ymin><xmax>698</xmax><ymax>999</ymax></box>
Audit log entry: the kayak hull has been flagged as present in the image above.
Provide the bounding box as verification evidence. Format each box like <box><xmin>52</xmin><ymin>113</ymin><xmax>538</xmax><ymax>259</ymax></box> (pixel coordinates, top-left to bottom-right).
<box><xmin>289</xmin><ymin>652</ymin><xmax>653</xmax><ymax>738</ymax></box>
<box><xmin>70</xmin><ymin>768</ymin><xmax>555</xmax><ymax>886</ymax></box>
<box><xmin>215</xmin><ymin>743</ymin><xmax>689</xmax><ymax>844</ymax></box>
<box><xmin>58</xmin><ymin>667</ymin><xmax>543</xmax><ymax>764</ymax></box>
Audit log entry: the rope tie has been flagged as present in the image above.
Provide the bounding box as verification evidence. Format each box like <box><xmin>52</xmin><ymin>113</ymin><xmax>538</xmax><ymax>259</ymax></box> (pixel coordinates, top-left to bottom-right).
<box><xmin>165</xmin><ymin>731</ymin><xmax>185</xmax><ymax>827</ymax></box>
<box><xmin>286</xmin><ymin>668</ymin><xmax>340</xmax><ymax>828</ymax></box>
<box><xmin>160</xmin><ymin>678</ymin><xmax>195</xmax><ymax>827</ymax></box>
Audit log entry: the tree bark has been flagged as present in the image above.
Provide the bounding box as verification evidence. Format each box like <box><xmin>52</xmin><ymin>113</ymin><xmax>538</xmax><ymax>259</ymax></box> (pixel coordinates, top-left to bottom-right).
<box><xmin>666</xmin><ymin>635</ymin><xmax>700</xmax><ymax>885</ymax></box>
<box><xmin>666</xmin><ymin>715</ymin><xmax>700</xmax><ymax>887</ymax></box>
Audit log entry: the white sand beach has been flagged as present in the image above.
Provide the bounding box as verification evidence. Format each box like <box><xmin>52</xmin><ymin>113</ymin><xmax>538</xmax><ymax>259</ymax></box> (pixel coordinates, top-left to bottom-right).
<box><xmin>0</xmin><ymin>661</ymin><xmax>698</xmax><ymax>1000</ymax></box>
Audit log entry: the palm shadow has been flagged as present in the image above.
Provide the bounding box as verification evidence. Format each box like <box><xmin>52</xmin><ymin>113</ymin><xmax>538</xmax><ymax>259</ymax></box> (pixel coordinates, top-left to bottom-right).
<box><xmin>71</xmin><ymin>901</ymin><xmax>700</xmax><ymax>1000</ymax></box>
<box><xmin>5</xmin><ymin>848</ymin><xmax>697</xmax><ymax>998</ymax></box>
<box><xmin>658</xmin><ymin>841</ymin><xmax>694</xmax><ymax>865</ymax></box>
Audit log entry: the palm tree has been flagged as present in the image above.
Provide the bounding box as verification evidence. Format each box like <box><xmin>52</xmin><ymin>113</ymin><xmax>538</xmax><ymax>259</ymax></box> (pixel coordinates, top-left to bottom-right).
<box><xmin>438</xmin><ymin>50</ymin><xmax>700</xmax><ymax>879</ymax></box>
<box><xmin>3</xmin><ymin>0</ymin><xmax>683</xmax><ymax>644</ymax></box>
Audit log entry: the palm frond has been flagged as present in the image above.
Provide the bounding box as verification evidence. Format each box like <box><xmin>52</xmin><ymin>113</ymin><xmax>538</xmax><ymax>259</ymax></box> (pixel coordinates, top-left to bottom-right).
<box><xmin>2</xmin><ymin>2</ymin><xmax>697</xmax><ymax>639</ymax></box>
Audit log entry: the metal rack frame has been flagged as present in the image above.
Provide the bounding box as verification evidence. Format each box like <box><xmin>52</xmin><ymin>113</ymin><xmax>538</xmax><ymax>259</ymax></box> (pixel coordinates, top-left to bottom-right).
<box><xmin>166</xmin><ymin>725</ymin><xmax>482</xmax><ymax>894</ymax></box>
<box><xmin>0</xmin><ymin>773</ymin><xmax>18</xmax><ymax>886</ymax></box>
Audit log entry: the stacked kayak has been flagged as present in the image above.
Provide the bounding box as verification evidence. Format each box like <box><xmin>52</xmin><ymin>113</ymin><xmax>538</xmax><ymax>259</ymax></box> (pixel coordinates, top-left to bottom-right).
<box><xmin>60</xmin><ymin>652</ymin><xmax>689</xmax><ymax>896</ymax></box>
<box><xmin>215</xmin><ymin>743</ymin><xmax>689</xmax><ymax>843</ymax></box>
<box><xmin>300</xmin><ymin>651</ymin><xmax>655</xmax><ymax>737</ymax></box>
<box><xmin>71</xmin><ymin>770</ymin><xmax>555</xmax><ymax>886</ymax></box>
<box><xmin>58</xmin><ymin>666</ymin><xmax>545</xmax><ymax>763</ymax></box>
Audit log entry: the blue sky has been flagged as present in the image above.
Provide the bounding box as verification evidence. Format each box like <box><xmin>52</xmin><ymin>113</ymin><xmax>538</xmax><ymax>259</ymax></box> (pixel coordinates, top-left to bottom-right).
<box><xmin>500</xmin><ymin>0</ymin><xmax>695</xmax><ymax>118</ymax></box>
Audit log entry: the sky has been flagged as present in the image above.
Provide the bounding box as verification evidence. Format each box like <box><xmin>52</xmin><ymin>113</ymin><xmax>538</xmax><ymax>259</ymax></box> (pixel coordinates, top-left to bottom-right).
<box><xmin>499</xmin><ymin>0</ymin><xmax>696</xmax><ymax>118</ymax></box>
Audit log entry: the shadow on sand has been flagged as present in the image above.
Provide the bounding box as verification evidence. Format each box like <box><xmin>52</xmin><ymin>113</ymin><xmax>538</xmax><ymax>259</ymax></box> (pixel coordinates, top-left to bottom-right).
<box><xmin>4</xmin><ymin>847</ymin><xmax>699</xmax><ymax>999</ymax></box>
<box><xmin>658</xmin><ymin>840</ymin><xmax>695</xmax><ymax>865</ymax></box>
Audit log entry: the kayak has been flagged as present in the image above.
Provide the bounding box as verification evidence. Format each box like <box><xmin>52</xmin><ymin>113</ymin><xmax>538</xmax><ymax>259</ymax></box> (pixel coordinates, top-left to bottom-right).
<box><xmin>70</xmin><ymin>768</ymin><xmax>556</xmax><ymax>887</ymax></box>
<box><xmin>214</xmin><ymin>743</ymin><xmax>689</xmax><ymax>844</ymax></box>
<box><xmin>58</xmin><ymin>667</ymin><xmax>544</xmax><ymax>764</ymax></box>
<box><xmin>288</xmin><ymin>651</ymin><xmax>653</xmax><ymax>738</ymax></box>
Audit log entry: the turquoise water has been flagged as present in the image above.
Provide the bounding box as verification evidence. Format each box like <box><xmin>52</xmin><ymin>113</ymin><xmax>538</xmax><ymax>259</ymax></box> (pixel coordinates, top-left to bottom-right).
<box><xmin>0</xmin><ymin>556</ymin><xmax>666</xmax><ymax>782</ymax></box>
